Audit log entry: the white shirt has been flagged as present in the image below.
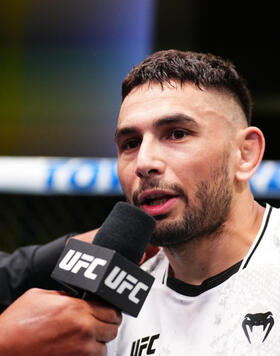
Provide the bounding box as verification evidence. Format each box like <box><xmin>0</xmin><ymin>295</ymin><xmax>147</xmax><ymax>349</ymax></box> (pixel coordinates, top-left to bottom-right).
<box><xmin>108</xmin><ymin>204</ymin><xmax>280</xmax><ymax>355</ymax></box>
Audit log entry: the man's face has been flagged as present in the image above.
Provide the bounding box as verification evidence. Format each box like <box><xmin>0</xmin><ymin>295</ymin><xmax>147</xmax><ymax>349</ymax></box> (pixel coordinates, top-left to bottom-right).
<box><xmin>116</xmin><ymin>81</ymin><xmax>243</xmax><ymax>246</ymax></box>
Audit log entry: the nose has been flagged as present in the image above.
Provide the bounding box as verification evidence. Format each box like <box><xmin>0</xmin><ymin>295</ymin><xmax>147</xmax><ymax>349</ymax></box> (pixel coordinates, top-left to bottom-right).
<box><xmin>135</xmin><ymin>135</ymin><xmax>165</xmax><ymax>179</ymax></box>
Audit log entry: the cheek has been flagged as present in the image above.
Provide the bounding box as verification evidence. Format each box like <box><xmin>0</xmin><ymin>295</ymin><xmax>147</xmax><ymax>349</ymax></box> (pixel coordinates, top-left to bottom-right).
<box><xmin>168</xmin><ymin>155</ymin><xmax>202</xmax><ymax>180</ymax></box>
<box><xmin>170</xmin><ymin>155</ymin><xmax>214</xmax><ymax>192</ymax></box>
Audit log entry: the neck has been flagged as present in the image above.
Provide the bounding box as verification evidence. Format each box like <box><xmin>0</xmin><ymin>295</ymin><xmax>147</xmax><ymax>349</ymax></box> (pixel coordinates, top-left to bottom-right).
<box><xmin>163</xmin><ymin>198</ymin><xmax>266</xmax><ymax>285</ymax></box>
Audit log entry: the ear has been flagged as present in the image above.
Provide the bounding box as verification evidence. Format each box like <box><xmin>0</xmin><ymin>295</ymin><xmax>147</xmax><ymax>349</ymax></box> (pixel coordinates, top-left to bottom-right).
<box><xmin>235</xmin><ymin>126</ymin><xmax>265</xmax><ymax>182</ymax></box>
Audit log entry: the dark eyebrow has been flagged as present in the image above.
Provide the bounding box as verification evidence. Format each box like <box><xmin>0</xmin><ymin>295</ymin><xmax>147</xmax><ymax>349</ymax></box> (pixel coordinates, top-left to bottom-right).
<box><xmin>115</xmin><ymin>113</ymin><xmax>197</xmax><ymax>144</ymax></box>
<box><xmin>115</xmin><ymin>127</ymin><xmax>139</xmax><ymax>144</ymax></box>
<box><xmin>152</xmin><ymin>113</ymin><xmax>198</xmax><ymax>129</ymax></box>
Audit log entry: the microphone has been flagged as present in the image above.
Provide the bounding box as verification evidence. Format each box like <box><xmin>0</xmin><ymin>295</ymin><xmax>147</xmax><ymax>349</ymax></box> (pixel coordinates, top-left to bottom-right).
<box><xmin>51</xmin><ymin>202</ymin><xmax>156</xmax><ymax>317</ymax></box>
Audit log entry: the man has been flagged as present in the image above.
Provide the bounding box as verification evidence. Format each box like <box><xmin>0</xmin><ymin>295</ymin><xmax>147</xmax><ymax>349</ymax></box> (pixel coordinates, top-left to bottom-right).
<box><xmin>106</xmin><ymin>49</ymin><xmax>280</xmax><ymax>355</ymax></box>
<box><xmin>0</xmin><ymin>230</ymin><xmax>122</xmax><ymax>356</ymax></box>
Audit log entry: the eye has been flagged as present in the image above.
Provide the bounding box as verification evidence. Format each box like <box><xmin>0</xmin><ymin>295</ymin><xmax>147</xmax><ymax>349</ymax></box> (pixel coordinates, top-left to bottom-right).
<box><xmin>169</xmin><ymin>129</ymin><xmax>188</xmax><ymax>140</ymax></box>
<box><xmin>121</xmin><ymin>138</ymin><xmax>140</xmax><ymax>151</ymax></box>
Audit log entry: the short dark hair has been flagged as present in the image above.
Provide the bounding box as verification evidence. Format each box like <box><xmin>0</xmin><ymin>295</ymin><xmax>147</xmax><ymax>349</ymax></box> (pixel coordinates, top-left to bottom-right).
<box><xmin>122</xmin><ymin>49</ymin><xmax>252</xmax><ymax>125</ymax></box>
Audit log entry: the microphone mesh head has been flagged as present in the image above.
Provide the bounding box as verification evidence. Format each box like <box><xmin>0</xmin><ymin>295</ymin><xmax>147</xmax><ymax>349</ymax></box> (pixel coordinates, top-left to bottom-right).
<box><xmin>93</xmin><ymin>202</ymin><xmax>156</xmax><ymax>264</ymax></box>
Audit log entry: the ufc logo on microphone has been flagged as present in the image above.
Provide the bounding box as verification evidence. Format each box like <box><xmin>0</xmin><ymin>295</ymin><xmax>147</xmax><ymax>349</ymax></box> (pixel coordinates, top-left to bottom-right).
<box><xmin>104</xmin><ymin>266</ymin><xmax>149</xmax><ymax>304</ymax></box>
<box><xmin>59</xmin><ymin>249</ymin><xmax>107</xmax><ymax>280</ymax></box>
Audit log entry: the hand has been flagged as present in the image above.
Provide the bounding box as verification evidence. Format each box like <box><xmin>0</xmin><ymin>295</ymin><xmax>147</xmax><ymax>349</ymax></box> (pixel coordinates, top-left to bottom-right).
<box><xmin>0</xmin><ymin>288</ymin><xmax>122</xmax><ymax>356</ymax></box>
<box><xmin>70</xmin><ymin>228</ymin><xmax>100</xmax><ymax>245</ymax></box>
<box><xmin>139</xmin><ymin>244</ymin><xmax>160</xmax><ymax>265</ymax></box>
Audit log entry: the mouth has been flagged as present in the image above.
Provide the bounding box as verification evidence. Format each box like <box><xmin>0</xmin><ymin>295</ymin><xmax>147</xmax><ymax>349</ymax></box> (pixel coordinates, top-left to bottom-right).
<box><xmin>138</xmin><ymin>190</ymin><xmax>180</xmax><ymax>216</ymax></box>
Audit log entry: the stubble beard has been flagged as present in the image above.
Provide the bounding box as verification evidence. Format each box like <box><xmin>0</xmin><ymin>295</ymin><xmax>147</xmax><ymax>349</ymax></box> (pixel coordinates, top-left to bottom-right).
<box><xmin>150</xmin><ymin>163</ymin><xmax>233</xmax><ymax>247</ymax></box>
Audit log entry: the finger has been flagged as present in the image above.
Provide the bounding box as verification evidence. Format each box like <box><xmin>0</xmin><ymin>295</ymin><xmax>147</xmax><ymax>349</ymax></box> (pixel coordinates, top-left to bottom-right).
<box><xmin>87</xmin><ymin>299</ymin><xmax>122</xmax><ymax>325</ymax></box>
<box><xmin>70</xmin><ymin>228</ymin><xmax>100</xmax><ymax>245</ymax></box>
<box><xmin>92</xmin><ymin>318</ymin><xmax>120</xmax><ymax>343</ymax></box>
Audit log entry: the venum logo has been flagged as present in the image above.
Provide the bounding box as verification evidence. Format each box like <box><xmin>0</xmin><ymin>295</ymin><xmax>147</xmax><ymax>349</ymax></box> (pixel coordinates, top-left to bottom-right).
<box><xmin>104</xmin><ymin>266</ymin><xmax>149</xmax><ymax>304</ymax></box>
<box><xmin>242</xmin><ymin>311</ymin><xmax>274</xmax><ymax>344</ymax></box>
<box><xmin>130</xmin><ymin>334</ymin><xmax>160</xmax><ymax>356</ymax></box>
<box><xmin>59</xmin><ymin>249</ymin><xmax>107</xmax><ymax>280</ymax></box>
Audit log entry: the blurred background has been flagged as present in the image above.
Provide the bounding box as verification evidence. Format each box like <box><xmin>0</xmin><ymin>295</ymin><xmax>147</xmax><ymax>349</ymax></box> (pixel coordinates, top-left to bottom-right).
<box><xmin>1</xmin><ymin>0</ymin><xmax>279</xmax><ymax>251</ymax></box>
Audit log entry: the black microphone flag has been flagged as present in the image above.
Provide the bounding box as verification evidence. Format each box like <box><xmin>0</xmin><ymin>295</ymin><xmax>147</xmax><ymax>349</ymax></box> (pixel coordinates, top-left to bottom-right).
<box><xmin>51</xmin><ymin>202</ymin><xmax>156</xmax><ymax>317</ymax></box>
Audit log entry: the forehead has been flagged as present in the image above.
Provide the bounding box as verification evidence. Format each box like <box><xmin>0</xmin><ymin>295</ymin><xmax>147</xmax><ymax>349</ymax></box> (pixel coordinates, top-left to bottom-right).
<box><xmin>117</xmin><ymin>81</ymin><xmax>245</xmax><ymax>130</ymax></box>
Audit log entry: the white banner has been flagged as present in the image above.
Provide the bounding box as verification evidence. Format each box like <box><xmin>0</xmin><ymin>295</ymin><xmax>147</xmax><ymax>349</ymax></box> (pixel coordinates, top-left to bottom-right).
<box><xmin>0</xmin><ymin>157</ymin><xmax>122</xmax><ymax>195</ymax></box>
<box><xmin>0</xmin><ymin>157</ymin><xmax>280</xmax><ymax>197</ymax></box>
